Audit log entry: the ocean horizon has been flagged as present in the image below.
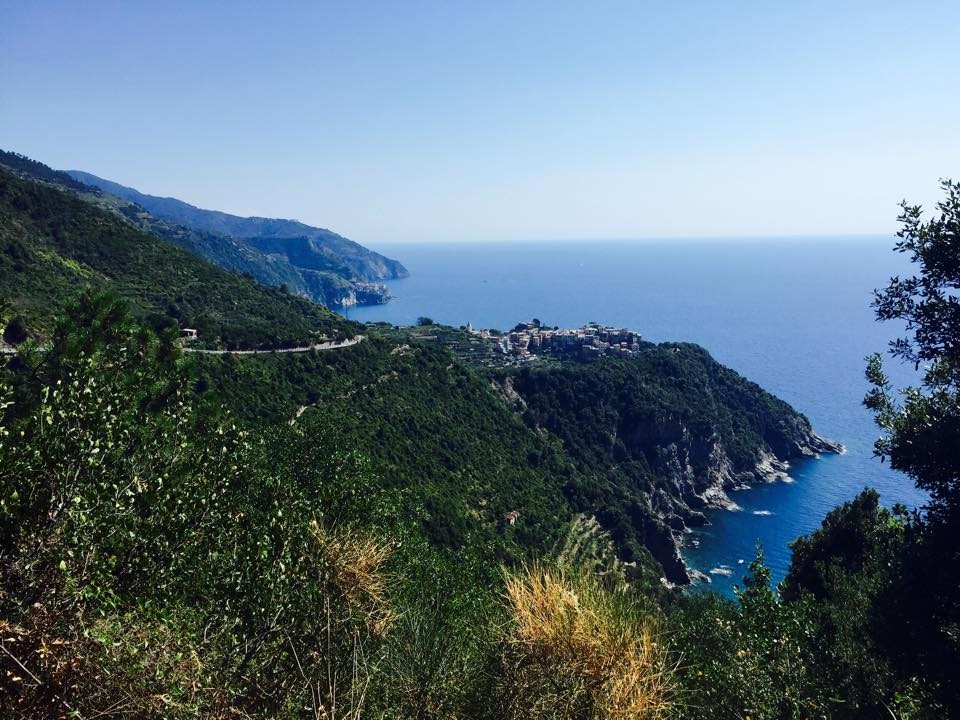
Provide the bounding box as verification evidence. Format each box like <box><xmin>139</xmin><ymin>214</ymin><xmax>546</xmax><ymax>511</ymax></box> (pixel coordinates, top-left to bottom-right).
<box><xmin>346</xmin><ymin>237</ymin><xmax>928</xmax><ymax>595</ymax></box>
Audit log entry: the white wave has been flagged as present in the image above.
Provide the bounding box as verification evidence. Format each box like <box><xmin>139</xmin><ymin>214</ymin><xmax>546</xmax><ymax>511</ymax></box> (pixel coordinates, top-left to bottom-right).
<box><xmin>752</xmin><ymin>510</ymin><xmax>774</xmax><ymax>516</ymax></box>
<box><xmin>709</xmin><ymin>565</ymin><xmax>734</xmax><ymax>577</ymax></box>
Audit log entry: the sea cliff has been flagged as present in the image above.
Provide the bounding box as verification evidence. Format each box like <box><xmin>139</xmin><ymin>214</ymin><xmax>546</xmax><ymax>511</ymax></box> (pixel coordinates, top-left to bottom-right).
<box><xmin>494</xmin><ymin>342</ymin><xmax>842</xmax><ymax>584</ymax></box>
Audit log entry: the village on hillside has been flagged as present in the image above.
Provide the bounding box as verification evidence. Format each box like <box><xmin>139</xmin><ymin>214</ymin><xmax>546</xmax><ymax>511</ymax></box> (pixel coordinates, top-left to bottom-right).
<box><xmin>469</xmin><ymin>320</ymin><xmax>644</xmax><ymax>362</ymax></box>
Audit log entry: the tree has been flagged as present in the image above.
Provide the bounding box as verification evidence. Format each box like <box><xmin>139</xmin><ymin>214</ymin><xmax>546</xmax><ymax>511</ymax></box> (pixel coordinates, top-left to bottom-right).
<box><xmin>782</xmin><ymin>491</ymin><xmax>905</xmax><ymax>713</ymax></box>
<box><xmin>866</xmin><ymin>179</ymin><xmax>960</xmax><ymax>517</ymax></box>
<box><xmin>417</xmin><ymin>316</ymin><xmax>435</xmax><ymax>326</ymax></box>
<box><xmin>864</xmin><ymin>179</ymin><xmax>960</xmax><ymax>713</ymax></box>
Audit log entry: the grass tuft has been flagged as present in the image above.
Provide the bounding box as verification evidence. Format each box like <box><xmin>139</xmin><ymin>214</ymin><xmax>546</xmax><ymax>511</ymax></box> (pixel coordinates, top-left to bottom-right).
<box><xmin>500</xmin><ymin>562</ymin><xmax>673</xmax><ymax>719</ymax></box>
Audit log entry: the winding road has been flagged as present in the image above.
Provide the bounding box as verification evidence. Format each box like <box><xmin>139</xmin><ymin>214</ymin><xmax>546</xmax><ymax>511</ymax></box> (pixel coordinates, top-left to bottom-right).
<box><xmin>0</xmin><ymin>335</ymin><xmax>365</xmax><ymax>356</ymax></box>
<box><xmin>184</xmin><ymin>335</ymin><xmax>365</xmax><ymax>355</ymax></box>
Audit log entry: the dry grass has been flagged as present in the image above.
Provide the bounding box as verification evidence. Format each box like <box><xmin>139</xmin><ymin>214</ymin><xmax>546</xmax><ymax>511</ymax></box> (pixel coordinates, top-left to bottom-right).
<box><xmin>310</xmin><ymin>520</ymin><xmax>396</xmax><ymax>636</ymax></box>
<box><xmin>502</xmin><ymin>563</ymin><xmax>673</xmax><ymax>720</ymax></box>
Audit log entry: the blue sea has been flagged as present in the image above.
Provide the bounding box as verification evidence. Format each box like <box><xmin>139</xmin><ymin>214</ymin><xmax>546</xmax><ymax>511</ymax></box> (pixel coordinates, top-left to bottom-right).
<box><xmin>346</xmin><ymin>238</ymin><xmax>928</xmax><ymax>596</ymax></box>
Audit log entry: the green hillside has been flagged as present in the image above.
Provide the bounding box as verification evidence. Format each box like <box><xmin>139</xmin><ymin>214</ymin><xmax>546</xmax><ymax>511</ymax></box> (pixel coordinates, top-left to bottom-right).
<box><xmin>0</xmin><ymin>150</ymin><xmax>390</xmax><ymax>310</ymax></box>
<box><xmin>493</xmin><ymin>344</ymin><xmax>838</xmax><ymax>582</ymax></box>
<box><xmin>0</xmin><ymin>166</ymin><xmax>354</xmax><ymax>348</ymax></box>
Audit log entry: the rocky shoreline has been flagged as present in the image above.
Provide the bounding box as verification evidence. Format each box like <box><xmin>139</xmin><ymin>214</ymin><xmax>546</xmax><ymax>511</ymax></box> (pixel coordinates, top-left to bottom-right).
<box><xmin>667</xmin><ymin>432</ymin><xmax>844</xmax><ymax>585</ymax></box>
<box><xmin>334</xmin><ymin>281</ymin><xmax>393</xmax><ymax>308</ymax></box>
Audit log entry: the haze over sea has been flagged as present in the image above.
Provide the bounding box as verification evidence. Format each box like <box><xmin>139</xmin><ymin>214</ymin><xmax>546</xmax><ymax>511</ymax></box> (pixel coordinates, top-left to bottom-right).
<box><xmin>347</xmin><ymin>238</ymin><xmax>927</xmax><ymax>595</ymax></box>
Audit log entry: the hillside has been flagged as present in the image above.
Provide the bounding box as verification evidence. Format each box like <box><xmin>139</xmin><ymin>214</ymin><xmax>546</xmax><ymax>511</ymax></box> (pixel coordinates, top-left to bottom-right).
<box><xmin>0</xmin><ymin>302</ymin><xmax>901</xmax><ymax>719</ymax></box>
<box><xmin>68</xmin><ymin>169</ymin><xmax>409</xmax><ymax>300</ymax></box>
<box><xmin>0</xmin><ymin>165</ymin><xmax>354</xmax><ymax>348</ymax></box>
<box><xmin>190</xmin><ymin>320</ymin><xmax>839</xmax><ymax>585</ymax></box>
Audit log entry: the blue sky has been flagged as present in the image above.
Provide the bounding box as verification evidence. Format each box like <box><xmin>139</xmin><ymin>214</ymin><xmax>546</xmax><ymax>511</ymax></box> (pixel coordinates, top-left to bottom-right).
<box><xmin>2</xmin><ymin>1</ymin><xmax>958</xmax><ymax>242</ymax></box>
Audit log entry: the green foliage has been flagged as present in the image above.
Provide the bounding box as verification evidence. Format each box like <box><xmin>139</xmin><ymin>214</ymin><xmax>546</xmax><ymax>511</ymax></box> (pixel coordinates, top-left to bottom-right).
<box><xmin>0</xmin><ymin>293</ymin><xmax>623</xmax><ymax>719</ymax></box>
<box><xmin>0</xmin><ymin>295</ymin><xmax>407</xmax><ymax>717</ymax></box>
<box><xmin>783</xmin><ymin>489</ymin><xmax>904</xmax><ymax>602</ymax></box>
<box><xmin>192</xmin><ymin>336</ymin><xmax>576</xmax><ymax>558</ymax></box>
<box><xmin>669</xmin><ymin>548</ymin><xmax>831</xmax><ymax>720</ymax></box>
<box><xmin>0</xmin><ymin>149</ymin><xmax>93</xmax><ymax>192</ymax></box>
<box><xmin>779</xmin><ymin>491</ymin><xmax>945</xmax><ymax>717</ymax></box>
<box><xmin>497</xmin><ymin>345</ymin><xmax>828</xmax><ymax>582</ymax></box>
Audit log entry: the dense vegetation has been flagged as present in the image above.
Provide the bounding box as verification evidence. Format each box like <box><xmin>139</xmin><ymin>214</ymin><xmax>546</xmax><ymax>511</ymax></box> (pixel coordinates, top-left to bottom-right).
<box><xmin>0</xmin><ymin>165</ymin><xmax>354</xmax><ymax>348</ymax></box>
<box><xmin>663</xmin><ymin>180</ymin><xmax>960</xmax><ymax>718</ymax></box>
<box><xmin>0</xmin><ymin>151</ymin><xmax>94</xmax><ymax>193</ymax></box>
<box><xmin>191</xmin><ymin>336</ymin><xmax>578</xmax><ymax>555</ymax></box>
<box><xmin>0</xmin><ymin>293</ymin><xmax>677</xmax><ymax>718</ymax></box>
<box><xmin>0</xmin><ymin>162</ymin><xmax>957</xmax><ymax>717</ymax></box>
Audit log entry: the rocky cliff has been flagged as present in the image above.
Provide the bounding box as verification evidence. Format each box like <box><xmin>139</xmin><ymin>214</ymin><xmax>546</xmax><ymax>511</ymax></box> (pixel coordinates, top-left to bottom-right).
<box><xmin>495</xmin><ymin>344</ymin><xmax>842</xmax><ymax>584</ymax></box>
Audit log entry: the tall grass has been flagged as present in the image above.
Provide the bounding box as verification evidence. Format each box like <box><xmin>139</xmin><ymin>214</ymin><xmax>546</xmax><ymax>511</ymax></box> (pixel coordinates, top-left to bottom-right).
<box><xmin>497</xmin><ymin>563</ymin><xmax>673</xmax><ymax>720</ymax></box>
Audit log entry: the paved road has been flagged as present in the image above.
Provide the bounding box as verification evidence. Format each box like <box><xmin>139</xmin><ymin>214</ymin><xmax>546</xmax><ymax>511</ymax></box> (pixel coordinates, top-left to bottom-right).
<box><xmin>184</xmin><ymin>335</ymin><xmax>365</xmax><ymax>355</ymax></box>
<box><xmin>0</xmin><ymin>336</ymin><xmax>365</xmax><ymax>356</ymax></box>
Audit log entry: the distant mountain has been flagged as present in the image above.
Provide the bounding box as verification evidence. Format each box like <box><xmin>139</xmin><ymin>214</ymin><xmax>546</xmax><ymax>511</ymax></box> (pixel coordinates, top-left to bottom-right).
<box><xmin>68</xmin><ymin>170</ymin><xmax>408</xmax><ymax>292</ymax></box>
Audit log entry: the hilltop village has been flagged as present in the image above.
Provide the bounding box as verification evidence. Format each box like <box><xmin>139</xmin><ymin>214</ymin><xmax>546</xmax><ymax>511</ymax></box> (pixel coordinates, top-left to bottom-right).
<box><xmin>470</xmin><ymin>320</ymin><xmax>644</xmax><ymax>362</ymax></box>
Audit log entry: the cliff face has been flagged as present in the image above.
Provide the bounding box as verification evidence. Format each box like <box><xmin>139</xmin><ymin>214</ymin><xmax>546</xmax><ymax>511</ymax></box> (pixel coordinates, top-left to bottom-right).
<box><xmin>497</xmin><ymin>344</ymin><xmax>842</xmax><ymax>585</ymax></box>
<box><xmin>628</xmin><ymin>412</ymin><xmax>840</xmax><ymax>512</ymax></box>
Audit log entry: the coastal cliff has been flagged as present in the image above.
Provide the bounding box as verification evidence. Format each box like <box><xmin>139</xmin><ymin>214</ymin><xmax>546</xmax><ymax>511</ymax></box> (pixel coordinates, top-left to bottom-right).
<box><xmin>0</xmin><ymin>151</ymin><xmax>408</xmax><ymax>312</ymax></box>
<box><xmin>494</xmin><ymin>343</ymin><xmax>842</xmax><ymax>584</ymax></box>
<box><xmin>67</xmin><ymin>170</ymin><xmax>409</xmax><ymax>286</ymax></box>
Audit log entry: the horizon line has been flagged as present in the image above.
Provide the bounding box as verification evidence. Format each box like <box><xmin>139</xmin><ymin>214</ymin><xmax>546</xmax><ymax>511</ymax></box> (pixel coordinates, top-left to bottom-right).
<box><xmin>363</xmin><ymin>232</ymin><xmax>896</xmax><ymax>245</ymax></box>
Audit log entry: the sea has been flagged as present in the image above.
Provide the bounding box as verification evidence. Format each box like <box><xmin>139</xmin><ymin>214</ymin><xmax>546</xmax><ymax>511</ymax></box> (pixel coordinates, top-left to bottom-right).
<box><xmin>344</xmin><ymin>238</ymin><xmax>928</xmax><ymax>596</ymax></box>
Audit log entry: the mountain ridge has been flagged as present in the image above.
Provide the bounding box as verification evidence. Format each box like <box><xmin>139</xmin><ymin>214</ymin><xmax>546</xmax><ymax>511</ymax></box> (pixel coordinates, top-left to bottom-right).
<box><xmin>67</xmin><ymin>169</ymin><xmax>408</xmax><ymax>287</ymax></box>
<box><xmin>0</xmin><ymin>150</ymin><xmax>407</xmax><ymax>309</ymax></box>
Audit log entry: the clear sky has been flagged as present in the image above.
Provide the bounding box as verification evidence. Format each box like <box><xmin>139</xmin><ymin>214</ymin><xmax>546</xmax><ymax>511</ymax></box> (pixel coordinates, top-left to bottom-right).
<box><xmin>2</xmin><ymin>1</ymin><xmax>958</xmax><ymax>243</ymax></box>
